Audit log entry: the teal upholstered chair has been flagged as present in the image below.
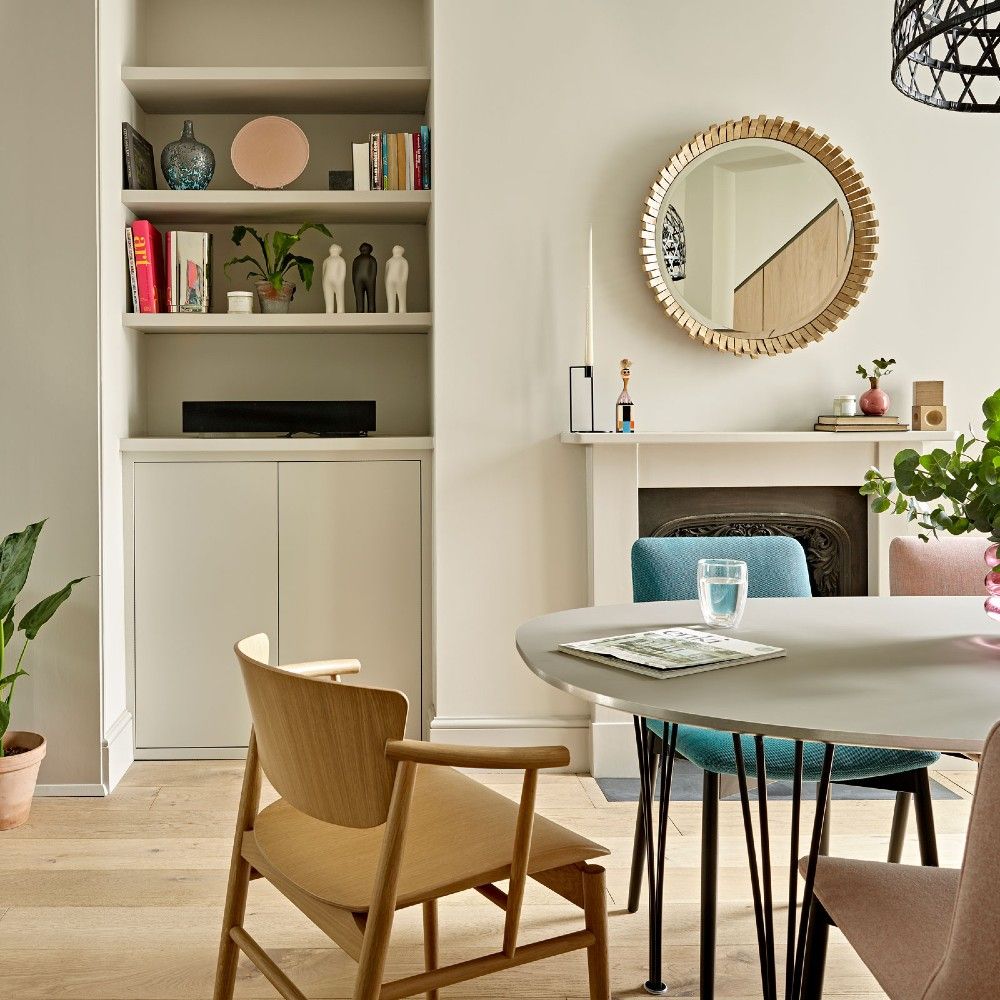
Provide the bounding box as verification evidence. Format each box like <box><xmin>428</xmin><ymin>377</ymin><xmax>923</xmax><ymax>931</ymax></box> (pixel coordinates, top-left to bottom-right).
<box><xmin>628</xmin><ymin>535</ymin><xmax>940</xmax><ymax>1000</ymax></box>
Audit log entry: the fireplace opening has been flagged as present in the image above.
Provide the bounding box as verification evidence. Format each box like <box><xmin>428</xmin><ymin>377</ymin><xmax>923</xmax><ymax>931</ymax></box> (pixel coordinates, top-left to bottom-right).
<box><xmin>638</xmin><ymin>486</ymin><xmax>868</xmax><ymax>596</ymax></box>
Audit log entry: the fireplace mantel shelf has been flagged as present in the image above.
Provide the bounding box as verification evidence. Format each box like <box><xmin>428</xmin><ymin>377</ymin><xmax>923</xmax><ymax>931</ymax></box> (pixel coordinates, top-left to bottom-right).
<box><xmin>562</xmin><ymin>430</ymin><xmax>957</xmax><ymax>446</ymax></box>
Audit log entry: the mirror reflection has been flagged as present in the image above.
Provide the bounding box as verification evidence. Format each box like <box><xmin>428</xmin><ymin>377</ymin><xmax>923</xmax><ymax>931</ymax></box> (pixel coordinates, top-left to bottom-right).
<box><xmin>656</xmin><ymin>140</ymin><xmax>852</xmax><ymax>337</ymax></box>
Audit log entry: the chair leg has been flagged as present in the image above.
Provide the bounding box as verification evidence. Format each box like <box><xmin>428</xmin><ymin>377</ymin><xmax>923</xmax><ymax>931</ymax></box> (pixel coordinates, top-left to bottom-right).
<box><xmin>422</xmin><ymin>900</ymin><xmax>439</xmax><ymax>1000</ymax></box>
<box><xmin>886</xmin><ymin>791</ymin><xmax>911</xmax><ymax>863</ymax></box>
<box><xmin>582</xmin><ymin>864</ymin><xmax>611</xmax><ymax>1000</ymax></box>
<box><xmin>700</xmin><ymin>771</ymin><xmax>719</xmax><ymax>1000</ymax></box>
<box><xmin>913</xmin><ymin>768</ymin><xmax>939</xmax><ymax>867</ymax></box>
<box><xmin>819</xmin><ymin>784</ymin><xmax>831</xmax><ymax>856</ymax></box>
<box><xmin>801</xmin><ymin>897</ymin><xmax>831</xmax><ymax>1000</ymax></box>
<box><xmin>627</xmin><ymin>738</ymin><xmax>660</xmax><ymax>914</ymax></box>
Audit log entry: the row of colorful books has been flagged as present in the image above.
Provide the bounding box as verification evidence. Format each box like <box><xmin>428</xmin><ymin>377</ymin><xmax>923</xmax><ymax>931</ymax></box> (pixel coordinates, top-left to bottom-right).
<box><xmin>352</xmin><ymin>127</ymin><xmax>431</xmax><ymax>191</ymax></box>
<box><xmin>126</xmin><ymin>221</ymin><xmax>211</xmax><ymax>313</ymax></box>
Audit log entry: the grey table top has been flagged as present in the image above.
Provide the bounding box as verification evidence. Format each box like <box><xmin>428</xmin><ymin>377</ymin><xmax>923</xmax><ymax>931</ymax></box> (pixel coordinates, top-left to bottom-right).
<box><xmin>515</xmin><ymin>597</ymin><xmax>1000</xmax><ymax>753</ymax></box>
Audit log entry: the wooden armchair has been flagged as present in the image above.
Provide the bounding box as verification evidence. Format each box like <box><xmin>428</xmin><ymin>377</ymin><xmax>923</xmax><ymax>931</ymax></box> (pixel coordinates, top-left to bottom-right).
<box><xmin>214</xmin><ymin>635</ymin><xmax>611</xmax><ymax>1000</ymax></box>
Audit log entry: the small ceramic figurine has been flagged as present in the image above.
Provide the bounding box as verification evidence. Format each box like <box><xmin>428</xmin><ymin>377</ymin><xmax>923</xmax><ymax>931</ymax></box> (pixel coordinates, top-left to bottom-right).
<box><xmin>352</xmin><ymin>243</ymin><xmax>378</xmax><ymax>313</ymax></box>
<box><xmin>616</xmin><ymin>358</ymin><xmax>635</xmax><ymax>433</ymax></box>
<box><xmin>384</xmin><ymin>245</ymin><xmax>409</xmax><ymax>314</ymax></box>
<box><xmin>322</xmin><ymin>244</ymin><xmax>347</xmax><ymax>314</ymax></box>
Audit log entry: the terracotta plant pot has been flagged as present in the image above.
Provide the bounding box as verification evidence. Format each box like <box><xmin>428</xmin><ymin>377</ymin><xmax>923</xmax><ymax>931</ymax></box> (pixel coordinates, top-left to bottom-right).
<box><xmin>0</xmin><ymin>731</ymin><xmax>46</xmax><ymax>831</ymax></box>
<box><xmin>860</xmin><ymin>377</ymin><xmax>890</xmax><ymax>416</ymax></box>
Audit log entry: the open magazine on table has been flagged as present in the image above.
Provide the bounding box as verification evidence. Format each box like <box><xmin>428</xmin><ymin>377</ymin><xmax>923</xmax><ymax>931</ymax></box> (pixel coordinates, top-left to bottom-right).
<box><xmin>559</xmin><ymin>627</ymin><xmax>785</xmax><ymax>679</ymax></box>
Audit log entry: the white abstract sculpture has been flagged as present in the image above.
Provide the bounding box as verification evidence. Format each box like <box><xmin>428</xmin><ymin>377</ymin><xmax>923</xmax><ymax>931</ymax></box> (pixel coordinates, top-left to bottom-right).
<box><xmin>384</xmin><ymin>245</ymin><xmax>409</xmax><ymax>314</ymax></box>
<box><xmin>322</xmin><ymin>244</ymin><xmax>347</xmax><ymax>314</ymax></box>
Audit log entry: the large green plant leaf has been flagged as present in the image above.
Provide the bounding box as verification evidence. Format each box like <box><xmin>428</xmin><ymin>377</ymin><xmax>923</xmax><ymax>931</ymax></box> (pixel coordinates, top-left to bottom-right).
<box><xmin>223</xmin><ymin>253</ymin><xmax>266</xmax><ymax>282</ymax></box>
<box><xmin>0</xmin><ymin>698</ymin><xmax>9</xmax><ymax>742</ymax></box>
<box><xmin>0</xmin><ymin>521</ymin><xmax>44</xmax><ymax>619</ymax></box>
<box><xmin>18</xmin><ymin>577</ymin><xmax>86</xmax><ymax>641</ymax></box>
<box><xmin>0</xmin><ymin>670</ymin><xmax>27</xmax><ymax>691</ymax></box>
<box><xmin>2</xmin><ymin>606</ymin><xmax>13</xmax><ymax>647</ymax></box>
<box><xmin>282</xmin><ymin>254</ymin><xmax>315</xmax><ymax>290</ymax></box>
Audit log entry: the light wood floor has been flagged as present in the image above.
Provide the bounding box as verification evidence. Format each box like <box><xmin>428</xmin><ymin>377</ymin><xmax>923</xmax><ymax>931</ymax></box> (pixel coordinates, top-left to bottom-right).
<box><xmin>0</xmin><ymin>760</ymin><xmax>977</xmax><ymax>999</ymax></box>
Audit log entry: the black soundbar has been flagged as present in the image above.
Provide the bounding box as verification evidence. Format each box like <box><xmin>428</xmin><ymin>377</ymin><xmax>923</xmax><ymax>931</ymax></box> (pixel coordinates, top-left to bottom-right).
<box><xmin>182</xmin><ymin>400</ymin><xmax>376</xmax><ymax>437</ymax></box>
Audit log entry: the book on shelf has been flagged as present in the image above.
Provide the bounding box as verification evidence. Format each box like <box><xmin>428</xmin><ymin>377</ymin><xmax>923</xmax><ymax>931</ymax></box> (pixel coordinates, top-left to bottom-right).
<box><xmin>129</xmin><ymin>220</ymin><xmax>165</xmax><ymax>313</ymax></box>
<box><xmin>814</xmin><ymin>419</ymin><xmax>909</xmax><ymax>432</ymax></box>
<box><xmin>364</xmin><ymin>128</ymin><xmax>432</xmax><ymax>191</ymax></box>
<box><xmin>816</xmin><ymin>414</ymin><xmax>905</xmax><ymax>426</ymax></box>
<box><xmin>559</xmin><ymin>627</ymin><xmax>785</xmax><ymax>680</ymax></box>
<box><xmin>352</xmin><ymin>143</ymin><xmax>371</xmax><ymax>191</ymax></box>
<box><xmin>124</xmin><ymin>227</ymin><xmax>139</xmax><ymax>312</ymax></box>
<box><xmin>165</xmin><ymin>231</ymin><xmax>211</xmax><ymax>313</ymax></box>
<box><xmin>121</xmin><ymin>123</ymin><xmax>157</xmax><ymax>190</ymax></box>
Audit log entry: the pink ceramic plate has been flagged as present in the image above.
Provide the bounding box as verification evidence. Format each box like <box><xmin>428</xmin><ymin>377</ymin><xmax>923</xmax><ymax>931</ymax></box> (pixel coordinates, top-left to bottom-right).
<box><xmin>231</xmin><ymin>116</ymin><xmax>310</xmax><ymax>189</ymax></box>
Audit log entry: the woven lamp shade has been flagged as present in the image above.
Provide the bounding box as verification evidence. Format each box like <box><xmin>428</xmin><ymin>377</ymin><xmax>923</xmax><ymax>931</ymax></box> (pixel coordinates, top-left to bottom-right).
<box><xmin>892</xmin><ymin>0</ymin><xmax>1000</xmax><ymax>111</ymax></box>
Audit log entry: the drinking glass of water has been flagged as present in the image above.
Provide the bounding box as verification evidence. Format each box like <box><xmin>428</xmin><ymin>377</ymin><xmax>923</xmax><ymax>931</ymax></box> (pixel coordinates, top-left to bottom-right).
<box><xmin>697</xmin><ymin>559</ymin><xmax>748</xmax><ymax>628</ymax></box>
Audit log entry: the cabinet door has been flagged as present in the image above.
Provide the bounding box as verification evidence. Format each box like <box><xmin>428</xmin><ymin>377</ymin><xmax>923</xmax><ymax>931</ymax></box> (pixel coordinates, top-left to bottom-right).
<box><xmin>134</xmin><ymin>462</ymin><xmax>278</xmax><ymax>750</ymax></box>
<box><xmin>278</xmin><ymin>461</ymin><xmax>422</xmax><ymax>738</ymax></box>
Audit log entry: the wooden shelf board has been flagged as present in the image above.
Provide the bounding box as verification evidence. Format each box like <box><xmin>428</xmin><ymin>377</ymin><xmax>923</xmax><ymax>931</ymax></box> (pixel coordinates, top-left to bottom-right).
<box><xmin>122</xmin><ymin>190</ymin><xmax>431</xmax><ymax>224</ymax></box>
<box><xmin>121</xmin><ymin>436</ymin><xmax>433</xmax><ymax>454</ymax></box>
<box><xmin>561</xmin><ymin>431</ymin><xmax>959</xmax><ymax>445</ymax></box>
<box><xmin>123</xmin><ymin>312</ymin><xmax>432</xmax><ymax>335</ymax></box>
<box><xmin>122</xmin><ymin>66</ymin><xmax>431</xmax><ymax>113</ymax></box>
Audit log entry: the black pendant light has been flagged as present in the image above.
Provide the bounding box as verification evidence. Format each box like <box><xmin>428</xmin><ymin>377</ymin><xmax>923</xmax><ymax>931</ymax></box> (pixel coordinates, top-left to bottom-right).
<box><xmin>892</xmin><ymin>0</ymin><xmax>1000</xmax><ymax>111</ymax></box>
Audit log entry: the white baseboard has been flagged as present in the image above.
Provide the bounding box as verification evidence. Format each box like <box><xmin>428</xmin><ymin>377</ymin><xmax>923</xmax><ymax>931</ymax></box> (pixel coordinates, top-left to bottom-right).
<box><xmin>102</xmin><ymin>709</ymin><xmax>135</xmax><ymax>792</ymax></box>
<box><xmin>35</xmin><ymin>783</ymin><xmax>106</xmax><ymax>797</ymax></box>
<box><xmin>429</xmin><ymin>715</ymin><xmax>590</xmax><ymax>772</ymax></box>
<box><xmin>591</xmin><ymin>717</ymin><xmax>641</xmax><ymax>778</ymax></box>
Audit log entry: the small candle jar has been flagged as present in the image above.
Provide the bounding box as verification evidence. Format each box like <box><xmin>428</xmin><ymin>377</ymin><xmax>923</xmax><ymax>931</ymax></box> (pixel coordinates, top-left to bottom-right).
<box><xmin>227</xmin><ymin>291</ymin><xmax>254</xmax><ymax>314</ymax></box>
<box><xmin>833</xmin><ymin>394</ymin><xmax>858</xmax><ymax>417</ymax></box>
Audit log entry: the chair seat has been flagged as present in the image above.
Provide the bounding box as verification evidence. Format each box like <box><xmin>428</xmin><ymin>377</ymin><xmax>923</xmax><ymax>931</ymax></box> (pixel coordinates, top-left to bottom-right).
<box><xmin>646</xmin><ymin>721</ymin><xmax>940</xmax><ymax>781</ymax></box>
<box><xmin>804</xmin><ymin>857</ymin><xmax>959</xmax><ymax>1000</ymax></box>
<box><xmin>249</xmin><ymin>764</ymin><xmax>608</xmax><ymax>912</ymax></box>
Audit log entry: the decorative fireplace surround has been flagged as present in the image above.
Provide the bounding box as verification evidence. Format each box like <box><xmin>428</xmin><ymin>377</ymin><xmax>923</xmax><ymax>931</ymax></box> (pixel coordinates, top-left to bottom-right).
<box><xmin>562</xmin><ymin>429</ymin><xmax>956</xmax><ymax>777</ymax></box>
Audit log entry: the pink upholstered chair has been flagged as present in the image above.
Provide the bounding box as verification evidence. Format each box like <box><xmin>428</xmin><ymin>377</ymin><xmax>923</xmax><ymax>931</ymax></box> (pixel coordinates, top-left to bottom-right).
<box><xmin>800</xmin><ymin>718</ymin><xmax>1000</xmax><ymax>999</ymax></box>
<box><xmin>889</xmin><ymin>535</ymin><xmax>990</xmax><ymax>597</ymax></box>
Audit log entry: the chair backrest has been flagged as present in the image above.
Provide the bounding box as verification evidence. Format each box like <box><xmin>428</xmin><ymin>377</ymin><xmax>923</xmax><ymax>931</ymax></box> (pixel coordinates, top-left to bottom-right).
<box><xmin>889</xmin><ymin>535</ymin><xmax>989</xmax><ymax>597</ymax></box>
<box><xmin>631</xmin><ymin>535</ymin><xmax>812</xmax><ymax>602</ymax></box>
<box><xmin>235</xmin><ymin>634</ymin><xmax>408</xmax><ymax>829</ymax></box>
<box><xmin>923</xmin><ymin>719</ymin><xmax>1000</xmax><ymax>999</ymax></box>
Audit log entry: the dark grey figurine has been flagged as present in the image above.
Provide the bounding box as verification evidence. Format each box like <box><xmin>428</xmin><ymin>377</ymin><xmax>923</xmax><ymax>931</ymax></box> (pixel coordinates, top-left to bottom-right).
<box><xmin>352</xmin><ymin>243</ymin><xmax>378</xmax><ymax>312</ymax></box>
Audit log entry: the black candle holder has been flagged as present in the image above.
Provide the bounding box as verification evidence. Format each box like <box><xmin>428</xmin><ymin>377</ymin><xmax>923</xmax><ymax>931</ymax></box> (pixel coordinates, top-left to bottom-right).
<box><xmin>569</xmin><ymin>365</ymin><xmax>596</xmax><ymax>433</ymax></box>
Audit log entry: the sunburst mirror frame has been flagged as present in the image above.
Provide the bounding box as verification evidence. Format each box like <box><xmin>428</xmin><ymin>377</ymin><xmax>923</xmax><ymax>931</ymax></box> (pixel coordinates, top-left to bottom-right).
<box><xmin>641</xmin><ymin>116</ymin><xmax>879</xmax><ymax>358</ymax></box>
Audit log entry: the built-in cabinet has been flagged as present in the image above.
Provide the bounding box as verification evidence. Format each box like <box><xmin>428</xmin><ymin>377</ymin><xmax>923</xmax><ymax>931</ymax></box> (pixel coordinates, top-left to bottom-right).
<box><xmin>130</xmin><ymin>450</ymin><xmax>426</xmax><ymax>754</ymax></box>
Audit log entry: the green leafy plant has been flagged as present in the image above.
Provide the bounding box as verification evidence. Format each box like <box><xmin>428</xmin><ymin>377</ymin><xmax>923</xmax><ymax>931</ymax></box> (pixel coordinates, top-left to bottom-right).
<box><xmin>224</xmin><ymin>223</ymin><xmax>333</xmax><ymax>292</ymax></box>
<box><xmin>862</xmin><ymin>388</ymin><xmax>1000</xmax><ymax>543</ymax></box>
<box><xmin>0</xmin><ymin>521</ymin><xmax>85</xmax><ymax>757</ymax></box>
<box><xmin>856</xmin><ymin>357</ymin><xmax>896</xmax><ymax>381</ymax></box>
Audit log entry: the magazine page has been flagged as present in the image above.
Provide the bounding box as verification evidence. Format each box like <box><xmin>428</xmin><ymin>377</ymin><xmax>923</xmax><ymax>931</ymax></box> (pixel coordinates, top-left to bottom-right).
<box><xmin>560</xmin><ymin>627</ymin><xmax>783</xmax><ymax>672</ymax></box>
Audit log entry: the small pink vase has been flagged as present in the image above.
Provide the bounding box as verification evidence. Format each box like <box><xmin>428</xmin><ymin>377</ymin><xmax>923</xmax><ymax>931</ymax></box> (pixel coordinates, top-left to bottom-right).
<box><xmin>986</xmin><ymin>544</ymin><xmax>1000</xmax><ymax>623</ymax></box>
<box><xmin>860</xmin><ymin>377</ymin><xmax>890</xmax><ymax>416</ymax></box>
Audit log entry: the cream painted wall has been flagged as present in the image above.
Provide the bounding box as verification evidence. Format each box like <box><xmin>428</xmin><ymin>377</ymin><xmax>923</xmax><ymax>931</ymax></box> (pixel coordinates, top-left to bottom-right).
<box><xmin>0</xmin><ymin>1</ymin><xmax>102</xmax><ymax>787</ymax></box>
<box><xmin>431</xmin><ymin>0</ymin><xmax>1000</xmax><ymax>745</ymax></box>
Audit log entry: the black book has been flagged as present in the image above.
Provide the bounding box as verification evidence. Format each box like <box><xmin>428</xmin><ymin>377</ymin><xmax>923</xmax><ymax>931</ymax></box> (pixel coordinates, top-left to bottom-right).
<box><xmin>122</xmin><ymin>122</ymin><xmax>157</xmax><ymax>190</ymax></box>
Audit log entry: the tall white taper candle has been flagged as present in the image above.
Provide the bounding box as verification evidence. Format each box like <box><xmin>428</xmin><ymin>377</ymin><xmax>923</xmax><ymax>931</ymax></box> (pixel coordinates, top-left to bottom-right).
<box><xmin>585</xmin><ymin>225</ymin><xmax>594</xmax><ymax>366</ymax></box>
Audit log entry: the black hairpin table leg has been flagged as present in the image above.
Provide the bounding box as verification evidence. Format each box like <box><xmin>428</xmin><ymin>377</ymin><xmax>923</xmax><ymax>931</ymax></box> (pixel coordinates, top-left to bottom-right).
<box><xmin>732</xmin><ymin>735</ymin><xmax>835</xmax><ymax>1000</ymax></box>
<box><xmin>633</xmin><ymin>716</ymin><xmax>678</xmax><ymax>996</ymax></box>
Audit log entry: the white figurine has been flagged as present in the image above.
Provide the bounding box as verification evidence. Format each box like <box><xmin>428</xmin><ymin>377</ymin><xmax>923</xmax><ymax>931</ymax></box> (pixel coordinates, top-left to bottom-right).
<box><xmin>384</xmin><ymin>245</ymin><xmax>409</xmax><ymax>314</ymax></box>
<box><xmin>322</xmin><ymin>244</ymin><xmax>347</xmax><ymax>314</ymax></box>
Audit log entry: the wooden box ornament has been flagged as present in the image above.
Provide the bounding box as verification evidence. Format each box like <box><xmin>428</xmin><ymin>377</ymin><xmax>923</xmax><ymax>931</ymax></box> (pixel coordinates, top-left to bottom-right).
<box><xmin>912</xmin><ymin>381</ymin><xmax>947</xmax><ymax>431</ymax></box>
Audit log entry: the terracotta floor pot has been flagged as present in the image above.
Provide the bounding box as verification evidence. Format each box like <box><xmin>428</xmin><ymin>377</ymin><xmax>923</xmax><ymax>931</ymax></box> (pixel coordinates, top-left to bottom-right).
<box><xmin>0</xmin><ymin>731</ymin><xmax>45</xmax><ymax>831</ymax></box>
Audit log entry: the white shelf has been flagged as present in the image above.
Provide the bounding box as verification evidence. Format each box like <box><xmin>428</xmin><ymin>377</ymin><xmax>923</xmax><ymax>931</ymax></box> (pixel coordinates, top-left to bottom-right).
<box><xmin>122</xmin><ymin>66</ymin><xmax>431</xmax><ymax>114</ymax></box>
<box><xmin>122</xmin><ymin>189</ymin><xmax>431</xmax><ymax>224</ymax></box>
<box><xmin>561</xmin><ymin>431</ymin><xmax>959</xmax><ymax>445</ymax></box>
<box><xmin>122</xmin><ymin>436</ymin><xmax>433</xmax><ymax>454</ymax></box>
<box><xmin>123</xmin><ymin>312</ymin><xmax>432</xmax><ymax>335</ymax></box>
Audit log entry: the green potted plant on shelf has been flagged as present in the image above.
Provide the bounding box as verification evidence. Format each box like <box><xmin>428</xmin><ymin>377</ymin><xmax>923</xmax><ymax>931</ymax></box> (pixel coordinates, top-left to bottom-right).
<box><xmin>862</xmin><ymin>387</ymin><xmax>1000</xmax><ymax>621</ymax></box>
<box><xmin>224</xmin><ymin>222</ymin><xmax>333</xmax><ymax>314</ymax></box>
<box><xmin>0</xmin><ymin>521</ymin><xmax>85</xmax><ymax>830</ymax></box>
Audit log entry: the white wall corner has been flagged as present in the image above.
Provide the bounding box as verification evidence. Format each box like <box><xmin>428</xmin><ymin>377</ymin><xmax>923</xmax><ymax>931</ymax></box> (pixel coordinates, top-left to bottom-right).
<box><xmin>429</xmin><ymin>715</ymin><xmax>591</xmax><ymax>773</ymax></box>
<box><xmin>102</xmin><ymin>709</ymin><xmax>134</xmax><ymax>793</ymax></box>
<box><xmin>591</xmin><ymin>713</ymin><xmax>641</xmax><ymax>778</ymax></box>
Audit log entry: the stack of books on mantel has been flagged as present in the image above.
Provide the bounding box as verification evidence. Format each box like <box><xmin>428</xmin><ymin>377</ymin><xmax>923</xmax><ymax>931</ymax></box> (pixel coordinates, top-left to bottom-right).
<box><xmin>814</xmin><ymin>415</ymin><xmax>909</xmax><ymax>433</ymax></box>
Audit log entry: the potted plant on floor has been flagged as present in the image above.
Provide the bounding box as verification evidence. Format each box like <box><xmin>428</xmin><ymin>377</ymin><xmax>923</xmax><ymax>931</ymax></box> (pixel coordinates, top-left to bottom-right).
<box><xmin>224</xmin><ymin>222</ymin><xmax>333</xmax><ymax>314</ymax></box>
<box><xmin>862</xmin><ymin>387</ymin><xmax>1000</xmax><ymax>621</ymax></box>
<box><xmin>1</xmin><ymin>521</ymin><xmax>85</xmax><ymax>830</ymax></box>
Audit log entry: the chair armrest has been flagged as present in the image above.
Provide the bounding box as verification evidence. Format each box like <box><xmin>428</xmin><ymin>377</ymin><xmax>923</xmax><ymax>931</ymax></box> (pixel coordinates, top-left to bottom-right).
<box><xmin>276</xmin><ymin>658</ymin><xmax>361</xmax><ymax>680</ymax></box>
<box><xmin>385</xmin><ymin>739</ymin><xmax>569</xmax><ymax>770</ymax></box>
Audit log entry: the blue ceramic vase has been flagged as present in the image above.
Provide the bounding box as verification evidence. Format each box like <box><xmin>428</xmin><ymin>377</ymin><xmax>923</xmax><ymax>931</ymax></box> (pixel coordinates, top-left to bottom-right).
<box><xmin>161</xmin><ymin>120</ymin><xmax>215</xmax><ymax>190</ymax></box>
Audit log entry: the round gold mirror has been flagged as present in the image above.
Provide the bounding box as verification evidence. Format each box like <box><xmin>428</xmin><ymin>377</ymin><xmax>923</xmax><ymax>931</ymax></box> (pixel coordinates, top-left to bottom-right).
<box><xmin>642</xmin><ymin>116</ymin><xmax>877</xmax><ymax>357</ymax></box>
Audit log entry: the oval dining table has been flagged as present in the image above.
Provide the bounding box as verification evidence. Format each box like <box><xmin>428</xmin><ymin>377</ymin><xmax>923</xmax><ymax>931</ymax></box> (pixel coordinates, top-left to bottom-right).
<box><xmin>515</xmin><ymin>596</ymin><xmax>998</xmax><ymax>1000</ymax></box>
